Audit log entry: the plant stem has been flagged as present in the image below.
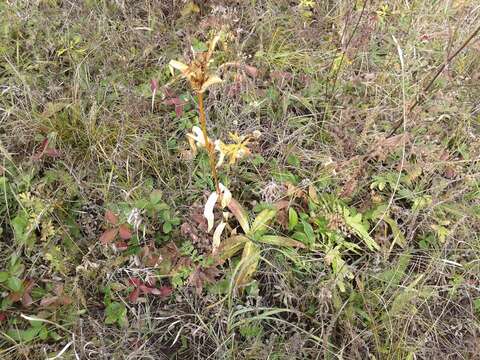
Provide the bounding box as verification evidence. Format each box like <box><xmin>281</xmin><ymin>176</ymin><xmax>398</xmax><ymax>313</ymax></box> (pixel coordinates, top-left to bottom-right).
<box><xmin>197</xmin><ymin>92</ymin><xmax>220</xmax><ymax>194</ymax></box>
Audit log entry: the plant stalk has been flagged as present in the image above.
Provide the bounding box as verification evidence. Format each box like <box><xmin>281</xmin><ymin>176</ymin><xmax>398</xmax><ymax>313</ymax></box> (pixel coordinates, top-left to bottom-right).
<box><xmin>197</xmin><ymin>91</ymin><xmax>220</xmax><ymax>194</ymax></box>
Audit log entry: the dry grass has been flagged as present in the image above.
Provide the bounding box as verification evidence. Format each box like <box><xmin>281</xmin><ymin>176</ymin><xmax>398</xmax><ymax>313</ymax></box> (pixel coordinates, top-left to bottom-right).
<box><xmin>1</xmin><ymin>0</ymin><xmax>479</xmax><ymax>359</ymax></box>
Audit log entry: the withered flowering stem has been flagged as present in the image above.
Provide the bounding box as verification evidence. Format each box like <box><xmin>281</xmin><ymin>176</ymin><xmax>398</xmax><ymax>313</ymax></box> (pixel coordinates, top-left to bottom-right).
<box><xmin>197</xmin><ymin>91</ymin><xmax>220</xmax><ymax>194</ymax></box>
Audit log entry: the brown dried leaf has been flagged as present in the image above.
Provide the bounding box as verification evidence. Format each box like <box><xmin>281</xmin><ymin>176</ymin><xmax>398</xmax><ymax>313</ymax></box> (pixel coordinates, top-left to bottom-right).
<box><xmin>100</xmin><ymin>228</ymin><xmax>118</xmax><ymax>245</ymax></box>
<box><xmin>189</xmin><ymin>266</ymin><xmax>219</xmax><ymax>295</ymax></box>
<box><xmin>118</xmin><ymin>224</ymin><xmax>132</xmax><ymax>240</ymax></box>
<box><xmin>105</xmin><ymin>210</ymin><xmax>119</xmax><ymax>225</ymax></box>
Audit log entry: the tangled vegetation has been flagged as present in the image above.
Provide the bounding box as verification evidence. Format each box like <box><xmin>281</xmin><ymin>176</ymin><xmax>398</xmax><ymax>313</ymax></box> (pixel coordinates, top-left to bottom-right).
<box><xmin>1</xmin><ymin>1</ymin><xmax>479</xmax><ymax>359</ymax></box>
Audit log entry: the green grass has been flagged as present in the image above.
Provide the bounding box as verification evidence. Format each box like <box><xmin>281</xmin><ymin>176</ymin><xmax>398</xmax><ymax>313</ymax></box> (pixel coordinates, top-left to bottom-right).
<box><xmin>1</xmin><ymin>0</ymin><xmax>479</xmax><ymax>359</ymax></box>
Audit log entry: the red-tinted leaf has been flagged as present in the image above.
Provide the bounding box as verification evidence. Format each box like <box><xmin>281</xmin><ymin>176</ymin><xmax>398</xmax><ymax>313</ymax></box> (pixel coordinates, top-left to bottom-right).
<box><xmin>22</xmin><ymin>293</ymin><xmax>33</xmax><ymax>307</ymax></box>
<box><xmin>105</xmin><ymin>210</ymin><xmax>119</xmax><ymax>225</ymax></box>
<box><xmin>129</xmin><ymin>278</ymin><xmax>142</xmax><ymax>287</ymax></box>
<box><xmin>271</xmin><ymin>71</ymin><xmax>293</xmax><ymax>82</ymax></box>
<box><xmin>174</xmin><ymin>105</ymin><xmax>183</xmax><ymax>117</ymax></box>
<box><xmin>40</xmin><ymin>296</ymin><xmax>59</xmax><ymax>307</ymax></box>
<box><xmin>138</xmin><ymin>284</ymin><xmax>152</xmax><ymax>293</ymax></box>
<box><xmin>144</xmin><ymin>286</ymin><xmax>158</xmax><ymax>295</ymax></box>
<box><xmin>128</xmin><ymin>287</ymin><xmax>140</xmax><ymax>303</ymax></box>
<box><xmin>244</xmin><ymin>65</ymin><xmax>258</xmax><ymax>78</ymax></box>
<box><xmin>164</xmin><ymin>97</ymin><xmax>186</xmax><ymax>117</ymax></box>
<box><xmin>150</xmin><ymin>79</ymin><xmax>158</xmax><ymax>92</ymax></box>
<box><xmin>118</xmin><ymin>224</ymin><xmax>132</xmax><ymax>240</ymax></box>
<box><xmin>0</xmin><ymin>312</ymin><xmax>7</xmax><ymax>322</ymax></box>
<box><xmin>100</xmin><ymin>228</ymin><xmax>118</xmax><ymax>245</ymax></box>
<box><xmin>58</xmin><ymin>295</ymin><xmax>72</xmax><ymax>306</ymax></box>
<box><xmin>43</xmin><ymin>148</ymin><xmax>61</xmax><ymax>158</ymax></box>
<box><xmin>32</xmin><ymin>138</ymin><xmax>49</xmax><ymax>160</ymax></box>
<box><xmin>115</xmin><ymin>241</ymin><xmax>129</xmax><ymax>251</ymax></box>
<box><xmin>158</xmin><ymin>286</ymin><xmax>173</xmax><ymax>298</ymax></box>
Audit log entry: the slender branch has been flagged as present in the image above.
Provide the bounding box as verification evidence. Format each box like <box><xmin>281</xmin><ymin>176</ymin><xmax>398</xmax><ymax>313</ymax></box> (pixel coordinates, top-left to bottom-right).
<box><xmin>388</xmin><ymin>22</ymin><xmax>480</xmax><ymax>138</ymax></box>
<box><xmin>197</xmin><ymin>92</ymin><xmax>220</xmax><ymax>194</ymax></box>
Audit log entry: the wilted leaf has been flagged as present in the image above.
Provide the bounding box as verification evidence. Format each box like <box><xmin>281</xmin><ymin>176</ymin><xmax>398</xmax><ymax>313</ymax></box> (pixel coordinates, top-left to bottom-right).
<box><xmin>115</xmin><ymin>241</ymin><xmax>129</xmax><ymax>251</ymax></box>
<box><xmin>217</xmin><ymin>235</ymin><xmax>249</xmax><ymax>262</ymax></box>
<box><xmin>204</xmin><ymin>191</ymin><xmax>219</xmax><ymax>232</ymax></box>
<box><xmin>227</xmin><ymin>199</ymin><xmax>250</xmax><ymax>233</ymax></box>
<box><xmin>100</xmin><ymin>228</ymin><xmax>118</xmax><ymax>245</ymax></box>
<box><xmin>21</xmin><ymin>279</ymin><xmax>35</xmax><ymax>307</ymax></box>
<box><xmin>219</xmin><ymin>183</ymin><xmax>232</xmax><ymax>208</ymax></box>
<box><xmin>258</xmin><ymin>235</ymin><xmax>306</xmax><ymax>248</ymax></box>
<box><xmin>199</xmin><ymin>74</ymin><xmax>222</xmax><ymax>93</ymax></box>
<box><xmin>189</xmin><ymin>266</ymin><xmax>219</xmax><ymax>295</ymax></box>
<box><xmin>235</xmin><ymin>242</ymin><xmax>260</xmax><ymax>290</ymax></box>
<box><xmin>212</xmin><ymin>221</ymin><xmax>227</xmax><ymax>253</ymax></box>
<box><xmin>119</xmin><ymin>224</ymin><xmax>132</xmax><ymax>240</ymax></box>
<box><xmin>105</xmin><ymin>211</ymin><xmax>119</xmax><ymax>225</ymax></box>
<box><xmin>244</xmin><ymin>65</ymin><xmax>258</xmax><ymax>78</ymax></box>
<box><xmin>169</xmin><ymin>60</ymin><xmax>189</xmax><ymax>75</ymax></box>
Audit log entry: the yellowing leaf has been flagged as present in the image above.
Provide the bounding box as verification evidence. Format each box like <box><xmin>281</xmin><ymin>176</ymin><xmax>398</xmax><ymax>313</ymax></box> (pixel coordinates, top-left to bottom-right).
<box><xmin>181</xmin><ymin>1</ymin><xmax>200</xmax><ymax>17</ymax></box>
<box><xmin>212</xmin><ymin>221</ymin><xmax>226</xmax><ymax>253</ymax></box>
<box><xmin>227</xmin><ymin>199</ymin><xmax>250</xmax><ymax>233</ymax></box>
<box><xmin>250</xmin><ymin>209</ymin><xmax>277</xmax><ymax>235</ymax></box>
<box><xmin>235</xmin><ymin>241</ymin><xmax>260</xmax><ymax>290</ymax></box>
<box><xmin>258</xmin><ymin>235</ymin><xmax>306</xmax><ymax>248</ymax></box>
<box><xmin>217</xmin><ymin>235</ymin><xmax>249</xmax><ymax>261</ymax></box>
<box><xmin>204</xmin><ymin>191</ymin><xmax>219</xmax><ymax>232</ymax></box>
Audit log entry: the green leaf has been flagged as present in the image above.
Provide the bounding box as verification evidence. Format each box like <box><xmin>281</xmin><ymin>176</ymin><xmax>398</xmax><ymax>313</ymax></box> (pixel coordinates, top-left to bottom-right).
<box><xmin>288</xmin><ymin>208</ymin><xmax>298</xmax><ymax>231</ymax></box>
<box><xmin>301</xmin><ymin>220</ymin><xmax>315</xmax><ymax>246</ymax></box>
<box><xmin>7</xmin><ymin>327</ymin><xmax>41</xmax><ymax>343</ymax></box>
<box><xmin>258</xmin><ymin>235</ymin><xmax>306</xmax><ymax>248</ymax></box>
<box><xmin>344</xmin><ymin>212</ymin><xmax>379</xmax><ymax>251</ymax></box>
<box><xmin>105</xmin><ymin>302</ymin><xmax>127</xmax><ymax>327</ymax></box>
<box><xmin>7</xmin><ymin>277</ymin><xmax>22</xmax><ymax>292</ymax></box>
<box><xmin>250</xmin><ymin>209</ymin><xmax>277</xmax><ymax>235</ymax></box>
<box><xmin>149</xmin><ymin>190</ymin><xmax>163</xmax><ymax>204</ymax></box>
<box><xmin>192</xmin><ymin>38</ymin><xmax>208</xmax><ymax>52</ymax></box>
<box><xmin>0</xmin><ymin>272</ymin><xmax>9</xmax><ymax>282</ymax></box>
<box><xmin>162</xmin><ymin>222</ymin><xmax>172</xmax><ymax>234</ymax></box>
<box><xmin>11</xmin><ymin>215</ymin><xmax>35</xmax><ymax>247</ymax></box>
<box><xmin>235</xmin><ymin>242</ymin><xmax>260</xmax><ymax>290</ymax></box>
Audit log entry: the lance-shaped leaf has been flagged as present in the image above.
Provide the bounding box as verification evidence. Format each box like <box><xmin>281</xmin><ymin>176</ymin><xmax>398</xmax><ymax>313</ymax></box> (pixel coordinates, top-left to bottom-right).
<box><xmin>250</xmin><ymin>208</ymin><xmax>277</xmax><ymax>235</ymax></box>
<box><xmin>235</xmin><ymin>241</ymin><xmax>260</xmax><ymax>290</ymax></box>
<box><xmin>343</xmin><ymin>212</ymin><xmax>380</xmax><ymax>251</ymax></box>
<box><xmin>204</xmin><ymin>191</ymin><xmax>219</xmax><ymax>232</ymax></box>
<box><xmin>258</xmin><ymin>235</ymin><xmax>306</xmax><ymax>248</ymax></box>
<box><xmin>227</xmin><ymin>199</ymin><xmax>250</xmax><ymax>233</ymax></box>
<box><xmin>212</xmin><ymin>221</ymin><xmax>226</xmax><ymax>254</ymax></box>
<box><xmin>216</xmin><ymin>235</ymin><xmax>249</xmax><ymax>262</ymax></box>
